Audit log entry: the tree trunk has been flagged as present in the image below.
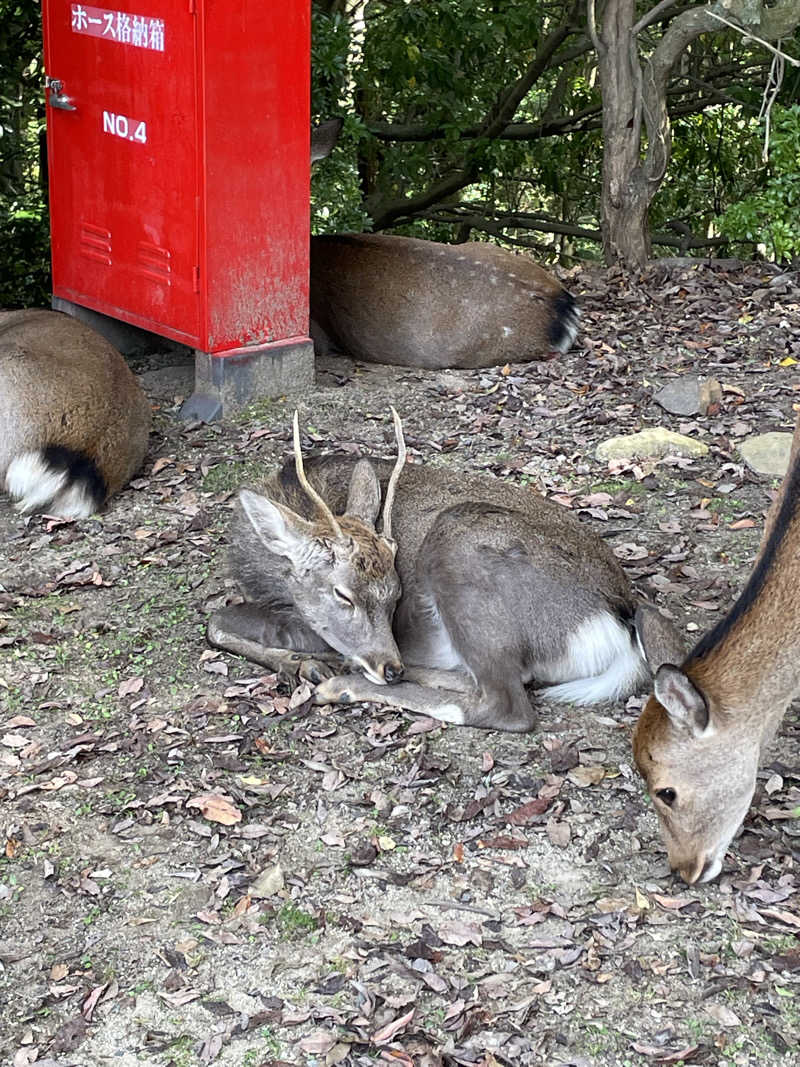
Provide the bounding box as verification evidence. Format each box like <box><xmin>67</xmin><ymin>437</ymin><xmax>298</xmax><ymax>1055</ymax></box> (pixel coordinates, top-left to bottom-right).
<box><xmin>594</xmin><ymin>0</ymin><xmax>800</xmax><ymax>269</ymax></box>
<box><xmin>596</xmin><ymin>0</ymin><xmax>652</xmax><ymax>267</ymax></box>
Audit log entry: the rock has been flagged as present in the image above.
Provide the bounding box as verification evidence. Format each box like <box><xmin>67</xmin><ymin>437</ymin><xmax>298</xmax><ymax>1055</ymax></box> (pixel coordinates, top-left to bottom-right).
<box><xmin>654</xmin><ymin>374</ymin><xmax>722</xmax><ymax>416</ymax></box>
<box><xmin>596</xmin><ymin>428</ymin><xmax>709</xmax><ymax>462</ymax></box>
<box><xmin>738</xmin><ymin>432</ymin><xmax>793</xmax><ymax>477</ymax></box>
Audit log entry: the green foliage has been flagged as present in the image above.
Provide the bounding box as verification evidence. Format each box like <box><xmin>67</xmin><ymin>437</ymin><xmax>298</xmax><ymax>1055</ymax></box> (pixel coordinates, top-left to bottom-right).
<box><xmin>311</xmin><ymin>9</ymin><xmax>371</xmax><ymax>233</ymax></box>
<box><xmin>651</xmin><ymin>105</ymin><xmax>765</xmax><ymax>250</ymax></box>
<box><xmin>718</xmin><ymin>105</ymin><xmax>800</xmax><ymax>264</ymax></box>
<box><xmin>2</xmin><ymin>0</ymin><xmax>799</xmax><ymax>289</ymax></box>
<box><xmin>0</xmin><ymin>1</ymin><xmax>50</xmax><ymax>307</ymax></box>
<box><xmin>0</xmin><ymin>206</ymin><xmax>50</xmax><ymax>307</ymax></box>
<box><xmin>311</xmin><ymin>1</ymin><xmax>599</xmax><ymax>259</ymax></box>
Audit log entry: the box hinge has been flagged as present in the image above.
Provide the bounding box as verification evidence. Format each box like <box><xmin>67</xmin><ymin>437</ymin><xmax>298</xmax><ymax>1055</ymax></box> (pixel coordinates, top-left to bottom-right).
<box><xmin>192</xmin><ymin>266</ymin><xmax>201</xmax><ymax>293</ymax></box>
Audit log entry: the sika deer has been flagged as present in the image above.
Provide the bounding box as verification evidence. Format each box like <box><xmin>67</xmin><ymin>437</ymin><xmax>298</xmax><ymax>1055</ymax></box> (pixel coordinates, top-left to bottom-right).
<box><xmin>635</xmin><ymin>411</ymin><xmax>800</xmax><ymax>884</ymax></box>
<box><xmin>309</xmin><ymin>121</ymin><xmax>579</xmax><ymax>369</ymax></box>
<box><xmin>1</xmin><ymin>309</ymin><xmax>150</xmax><ymax>517</ymax></box>
<box><xmin>208</xmin><ymin>411</ymin><xmax>675</xmax><ymax>731</ymax></box>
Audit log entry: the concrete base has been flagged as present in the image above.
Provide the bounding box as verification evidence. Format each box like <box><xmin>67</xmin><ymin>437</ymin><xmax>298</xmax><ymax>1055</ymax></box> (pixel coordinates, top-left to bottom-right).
<box><xmin>52</xmin><ymin>297</ymin><xmax>192</xmax><ymax>358</ymax></box>
<box><xmin>52</xmin><ymin>298</ymin><xmax>315</xmax><ymax>423</ymax></box>
<box><xmin>180</xmin><ymin>337</ymin><xmax>315</xmax><ymax>422</ymax></box>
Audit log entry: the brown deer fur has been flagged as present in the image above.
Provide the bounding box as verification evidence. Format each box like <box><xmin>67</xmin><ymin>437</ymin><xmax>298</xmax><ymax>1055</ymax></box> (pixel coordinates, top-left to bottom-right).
<box><xmin>0</xmin><ymin>309</ymin><xmax>150</xmax><ymax>517</ymax></box>
<box><xmin>310</xmin><ymin>233</ymin><xmax>579</xmax><ymax>369</ymax></box>
<box><xmin>308</xmin><ymin>120</ymin><xmax>579</xmax><ymax>369</ymax></box>
<box><xmin>208</xmin><ymin>412</ymin><xmax>678</xmax><ymax>732</ymax></box>
<box><xmin>634</xmin><ymin>411</ymin><xmax>800</xmax><ymax>884</ymax></box>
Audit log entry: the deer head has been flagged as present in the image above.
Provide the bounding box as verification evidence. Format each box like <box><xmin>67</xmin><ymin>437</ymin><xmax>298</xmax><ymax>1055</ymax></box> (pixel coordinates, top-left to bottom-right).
<box><xmin>634</xmin><ymin>415</ymin><xmax>800</xmax><ymax>884</ymax></box>
<box><xmin>238</xmin><ymin>411</ymin><xmax>407</xmax><ymax>685</ymax></box>
<box><xmin>633</xmin><ymin>666</ymin><xmax>760</xmax><ymax>884</ymax></box>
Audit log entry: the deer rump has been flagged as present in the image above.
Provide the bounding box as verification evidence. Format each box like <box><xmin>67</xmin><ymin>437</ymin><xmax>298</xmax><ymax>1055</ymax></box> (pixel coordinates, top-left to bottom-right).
<box><xmin>0</xmin><ymin>309</ymin><xmax>150</xmax><ymax>517</ymax></box>
<box><xmin>221</xmin><ymin>454</ymin><xmax>650</xmax><ymax>733</ymax></box>
<box><xmin>310</xmin><ymin>234</ymin><xmax>580</xmax><ymax>370</ymax></box>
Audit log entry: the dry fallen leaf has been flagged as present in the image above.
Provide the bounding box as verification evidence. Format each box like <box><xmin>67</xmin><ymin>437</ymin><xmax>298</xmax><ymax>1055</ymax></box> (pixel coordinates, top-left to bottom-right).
<box><xmin>438</xmin><ymin>920</ymin><xmax>483</xmax><ymax>947</ymax></box>
<box><xmin>706</xmin><ymin>1002</ymin><xmax>742</xmax><ymax>1027</ymax></box>
<box><xmin>546</xmin><ymin>818</ymin><xmax>571</xmax><ymax>848</ymax></box>
<box><xmin>186</xmin><ymin>792</ymin><xmax>242</xmax><ymax>825</ymax></box>
<box><xmin>299</xmin><ymin>1030</ymin><xmax>337</xmax><ymax>1054</ymax></box>
<box><xmin>568</xmin><ymin>765</ymin><xmax>606</xmax><ymax>787</ymax></box>
<box><xmin>118</xmin><ymin>676</ymin><xmax>144</xmax><ymax>697</ymax></box>
<box><xmin>250</xmin><ymin>863</ymin><xmax>284</xmax><ymax>898</ymax></box>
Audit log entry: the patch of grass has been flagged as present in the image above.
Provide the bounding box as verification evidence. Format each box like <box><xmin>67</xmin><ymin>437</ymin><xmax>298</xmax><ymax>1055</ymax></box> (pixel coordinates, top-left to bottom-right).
<box><xmin>589</xmin><ymin>478</ymin><xmax>650</xmax><ymax>496</ymax></box>
<box><xmin>165</xmin><ymin>1034</ymin><xmax>197</xmax><ymax>1067</ymax></box>
<box><xmin>234</xmin><ymin>396</ymin><xmax>286</xmax><ymax>426</ymax></box>
<box><xmin>202</xmin><ymin>459</ymin><xmax>265</xmax><ymax>493</ymax></box>
<box><xmin>273</xmin><ymin>903</ymin><xmax>318</xmax><ymax>938</ymax></box>
<box><xmin>706</xmin><ymin>496</ymin><xmax>749</xmax><ymax>521</ymax></box>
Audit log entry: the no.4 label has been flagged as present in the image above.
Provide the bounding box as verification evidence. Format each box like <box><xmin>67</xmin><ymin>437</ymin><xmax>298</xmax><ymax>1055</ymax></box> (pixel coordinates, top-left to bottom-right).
<box><xmin>102</xmin><ymin>110</ymin><xmax>146</xmax><ymax>144</ymax></box>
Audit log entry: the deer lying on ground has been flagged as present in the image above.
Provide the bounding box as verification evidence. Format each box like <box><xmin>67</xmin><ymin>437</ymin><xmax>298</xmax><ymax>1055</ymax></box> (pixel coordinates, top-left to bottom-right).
<box><xmin>0</xmin><ymin>309</ymin><xmax>151</xmax><ymax>517</ymax></box>
<box><xmin>309</xmin><ymin>121</ymin><xmax>579</xmax><ymax>370</ymax></box>
<box><xmin>635</xmin><ymin>411</ymin><xmax>800</xmax><ymax>884</ymax></box>
<box><xmin>208</xmin><ymin>411</ymin><xmax>680</xmax><ymax>731</ymax></box>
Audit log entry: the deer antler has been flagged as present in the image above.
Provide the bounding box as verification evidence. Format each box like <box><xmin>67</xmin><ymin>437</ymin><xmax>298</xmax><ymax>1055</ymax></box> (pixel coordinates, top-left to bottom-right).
<box><xmin>381</xmin><ymin>407</ymin><xmax>406</xmax><ymax>540</ymax></box>
<box><xmin>292</xmin><ymin>411</ymin><xmax>343</xmax><ymax>538</ymax></box>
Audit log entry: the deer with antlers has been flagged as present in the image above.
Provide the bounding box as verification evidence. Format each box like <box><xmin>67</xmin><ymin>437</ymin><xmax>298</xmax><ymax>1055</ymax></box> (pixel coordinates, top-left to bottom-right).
<box><xmin>208</xmin><ymin>411</ymin><xmax>679</xmax><ymax>731</ymax></box>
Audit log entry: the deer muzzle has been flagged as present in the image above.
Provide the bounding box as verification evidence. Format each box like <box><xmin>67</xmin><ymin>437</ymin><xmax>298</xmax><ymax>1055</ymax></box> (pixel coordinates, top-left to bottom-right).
<box><xmin>673</xmin><ymin>852</ymin><xmax>722</xmax><ymax>886</ymax></box>
<box><xmin>354</xmin><ymin>655</ymin><xmax>405</xmax><ymax>686</ymax></box>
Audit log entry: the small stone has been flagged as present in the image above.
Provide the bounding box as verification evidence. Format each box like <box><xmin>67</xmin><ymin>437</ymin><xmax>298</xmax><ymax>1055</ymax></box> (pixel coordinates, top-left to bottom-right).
<box><xmin>654</xmin><ymin>374</ymin><xmax>722</xmax><ymax>416</ymax></box>
<box><xmin>349</xmin><ymin>841</ymin><xmax>378</xmax><ymax>867</ymax></box>
<box><xmin>596</xmin><ymin>428</ymin><xmax>709</xmax><ymax>462</ymax></box>
<box><xmin>738</xmin><ymin>432</ymin><xmax>793</xmax><ymax>477</ymax></box>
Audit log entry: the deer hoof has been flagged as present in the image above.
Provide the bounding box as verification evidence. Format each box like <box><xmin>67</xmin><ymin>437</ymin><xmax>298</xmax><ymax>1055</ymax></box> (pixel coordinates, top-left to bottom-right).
<box><xmin>299</xmin><ymin>658</ymin><xmax>336</xmax><ymax>685</ymax></box>
<box><xmin>314</xmin><ymin>676</ymin><xmax>353</xmax><ymax>704</ymax></box>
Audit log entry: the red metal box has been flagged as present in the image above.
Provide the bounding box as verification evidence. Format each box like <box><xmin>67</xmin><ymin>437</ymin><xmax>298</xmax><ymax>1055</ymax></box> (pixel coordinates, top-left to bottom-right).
<box><xmin>42</xmin><ymin>0</ymin><xmax>313</xmax><ymax>417</ymax></box>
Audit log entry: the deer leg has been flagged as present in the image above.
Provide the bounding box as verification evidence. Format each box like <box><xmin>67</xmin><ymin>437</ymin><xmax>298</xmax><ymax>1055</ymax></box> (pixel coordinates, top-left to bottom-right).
<box><xmin>402</xmin><ymin>665</ymin><xmax>474</xmax><ymax>692</ymax></box>
<box><xmin>313</xmin><ymin>673</ymin><xmax>538</xmax><ymax>733</ymax></box>
<box><xmin>207</xmin><ymin>604</ymin><xmax>345</xmax><ymax>684</ymax></box>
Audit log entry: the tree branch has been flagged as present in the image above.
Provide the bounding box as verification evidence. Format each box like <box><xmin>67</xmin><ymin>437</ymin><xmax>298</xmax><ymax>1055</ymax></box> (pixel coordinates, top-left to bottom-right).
<box><xmin>366</xmin><ymin>16</ymin><xmax>577</xmax><ymax>230</ymax></box>
<box><xmin>632</xmin><ymin>0</ymin><xmax>683</xmax><ymax>36</ymax></box>
<box><xmin>420</xmin><ymin>204</ymin><xmax>733</xmax><ymax>252</ymax></box>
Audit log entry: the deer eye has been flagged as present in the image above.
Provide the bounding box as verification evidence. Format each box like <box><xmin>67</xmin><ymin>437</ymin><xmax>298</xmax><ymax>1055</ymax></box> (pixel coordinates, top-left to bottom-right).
<box><xmin>333</xmin><ymin>587</ymin><xmax>354</xmax><ymax>608</ymax></box>
<box><xmin>656</xmin><ymin>787</ymin><xmax>677</xmax><ymax>808</ymax></box>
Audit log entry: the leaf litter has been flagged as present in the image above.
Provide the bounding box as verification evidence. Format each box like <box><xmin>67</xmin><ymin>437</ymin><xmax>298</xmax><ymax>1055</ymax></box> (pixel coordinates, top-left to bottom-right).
<box><xmin>0</xmin><ymin>262</ymin><xmax>799</xmax><ymax>1065</ymax></box>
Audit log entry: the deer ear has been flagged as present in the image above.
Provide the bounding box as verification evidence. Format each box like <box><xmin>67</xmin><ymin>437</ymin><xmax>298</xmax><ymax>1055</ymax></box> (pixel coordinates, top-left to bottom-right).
<box><xmin>634</xmin><ymin>604</ymin><xmax>685</xmax><ymax>673</ymax></box>
<box><xmin>239</xmin><ymin>489</ymin><xmax>316</xmax><ymax>560</ymax></box>
<box><xmin>345</xmin><ymin>460</ymin><xmax>381</xmax><ymax>527</ymax></box>
<box><xmin>311</xmin><ymin>117</ymin><xmax>344</xmax><ymax>163</ymax></box>
<box><xmin>654</xmin><ymin>664</ymin><xmax>711</xmax><ymax>737</ymax></box>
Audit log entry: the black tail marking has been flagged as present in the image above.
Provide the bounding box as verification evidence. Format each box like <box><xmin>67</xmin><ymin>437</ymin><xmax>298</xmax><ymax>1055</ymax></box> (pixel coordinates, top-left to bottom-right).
<box><xmin>548</xmin><ymin>289</ymin><xmax>580</xmax><ymax>352</ymax></box>
<box><xmin>42</xmin><ymin>445</ymin><xmax>107</xmax><ymax>511</ymax></box>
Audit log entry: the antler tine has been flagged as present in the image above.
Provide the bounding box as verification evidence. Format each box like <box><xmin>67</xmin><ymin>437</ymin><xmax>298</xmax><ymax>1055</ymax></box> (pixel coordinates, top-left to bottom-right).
<box><xmin>292</xmin><ymin>411</ymin><xmax>342</xmax><ymax>537</ymax></box>
<box><xmin>381</xmin><ymin>407</ymin><xmax>407</xmax><ymax>540</ymax></box>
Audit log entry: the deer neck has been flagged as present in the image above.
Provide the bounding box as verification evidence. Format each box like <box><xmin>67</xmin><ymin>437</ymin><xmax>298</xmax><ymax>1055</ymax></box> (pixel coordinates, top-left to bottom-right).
<box><xmin>686</xmin><ymin>445</ymin><xmax>800</xmax><ymax>739</ymax></box>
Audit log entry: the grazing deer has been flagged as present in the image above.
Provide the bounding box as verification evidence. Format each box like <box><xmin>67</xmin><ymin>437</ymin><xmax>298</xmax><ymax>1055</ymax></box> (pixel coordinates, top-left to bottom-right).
<box><xmin>634</xmin><ymin>411</ymin><xmax>800</xmax><ymax>884</ymax></box>
<box><xmin>309</xmin><ymin>122</ymin><xmax>579</xmax><ymax>370</ymax></box>
<box><xmin>208</xmin><ymin>411</ymin><xmax>677</xmax><ymax>731</ymax></box>
<box><xmin>0</xmin><ymin>309</ymin><xmax>151</xmax><ymax>518</ymax></box>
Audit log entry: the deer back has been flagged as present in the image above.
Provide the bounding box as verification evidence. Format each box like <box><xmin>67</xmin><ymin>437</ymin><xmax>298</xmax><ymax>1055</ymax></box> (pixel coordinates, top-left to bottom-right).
<box><xmin>309</xmin><ymin>233</ymin><xmax>578</xmax><ymax>370</ymax></box>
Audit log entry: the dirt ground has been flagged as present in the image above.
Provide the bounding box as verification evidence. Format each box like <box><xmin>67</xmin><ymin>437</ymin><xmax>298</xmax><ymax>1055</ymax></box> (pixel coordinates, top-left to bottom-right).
<box><xmin>2</xmin><ymin>262</ymin><xmax>800</xmax><ymax>1067</ymax></box>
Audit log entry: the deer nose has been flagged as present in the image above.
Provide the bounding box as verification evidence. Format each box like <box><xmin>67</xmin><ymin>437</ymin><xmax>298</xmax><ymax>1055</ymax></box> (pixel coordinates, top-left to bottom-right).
<box><xmin>675</xmin><ymin>854</ymin><xmax>712</xmax><ymax>886</ymax></box>
<box><xmin>383</xmin><ymin>662</ymin><xmax>404</xmax><ymax>684</ymax></box>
